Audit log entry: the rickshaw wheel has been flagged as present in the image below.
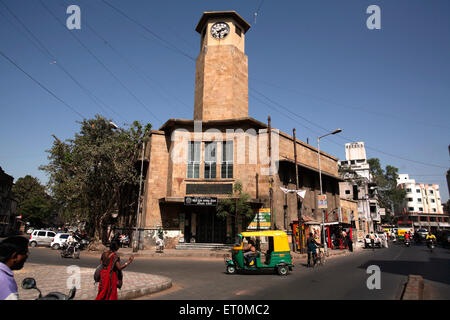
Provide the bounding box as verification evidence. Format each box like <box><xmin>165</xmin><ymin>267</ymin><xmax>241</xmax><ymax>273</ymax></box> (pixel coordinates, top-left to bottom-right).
<box><xmin>226</xmin><ymin>265</ymin><xmax>236</xmax><ymax>274</ymax></box>
<box><xmin>277</xmin><ymin>265</ymin><xmax>289</xmax><ymax>276</ymax></box>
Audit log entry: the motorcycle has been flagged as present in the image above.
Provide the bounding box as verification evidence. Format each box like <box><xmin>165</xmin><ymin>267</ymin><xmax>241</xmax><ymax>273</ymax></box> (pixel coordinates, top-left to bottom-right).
<box><xmin>60</xmin><ymin>241</ymin><xmax>80</xmax><ymax>259</ymax></box>
<box><xmin>405</xmin><ymin>239</ymin><xmax>411</xmax><ymax>247</ymax></box>
<box><xmin>22</xmin><ymin>277</ymin><xmax>76</xmax><ymax>300</ymax></box>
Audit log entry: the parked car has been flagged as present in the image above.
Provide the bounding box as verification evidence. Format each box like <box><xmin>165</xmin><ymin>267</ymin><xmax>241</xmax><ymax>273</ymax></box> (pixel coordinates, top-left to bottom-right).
<box><xmin>50</xmin><ymin>233</ymin><xmax>71</xmax><ymax>250</ymax></box>
<box><xmin>29</xmin><ymin>230</ymin><xmax>56</xmax><ymax>247</ymax></box>
<box><xmin>416</xmin><ymin>228</ymin><xmax>428</xmax><ymax>239</ymax></box>
<box><xmin>364</xmin><ymin>233</ymin><xmax>382</xmax><ymax>248</ymax></box>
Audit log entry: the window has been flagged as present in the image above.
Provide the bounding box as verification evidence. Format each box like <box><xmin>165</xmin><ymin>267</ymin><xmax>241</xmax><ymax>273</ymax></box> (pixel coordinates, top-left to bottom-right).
<box><xmin>418</xmin><ymin>207</ymin><xmax>423</xmax><ymax>212</ymax></box>
<box><xmin>38</xmin><ymin>231</ymin><xmax>46</xmax><ymax>237</ymax></box>
<box><xmin>187</xmin><ymin>142</ymin><xmax>200</xmax><ymax>179</ymax></box>
<box><xmin>47</xmin><ymin>232</ymin><xmax>55</xmax><ymax>237</ymax></box>
<box><xmin>431</xmin><ymin>199</ymin><xmax>435</xmax><ymax>203</ymax></box>
<box><xmin>429</xmin><ymin>190</ymin><xmax>434</xmax><ymax>194</ymax></box>
<box><xmin>221</xmin><ymin>141</ymin><xmax>233</xmax><ymax>179</ymax></box>
<box><xmin>60</xmin><ymin>234</ymin><xmax>69</xmax><ymax>239</ymax></box>
<box><xmin>345</xmin><ymin>190</ymin><xmax>351</xmax><ymax>195</ymax></box>
<box><xmin>407</xmin><ymin>198</ymin><xmax>413</xmax><ymax>202</ymax></box>
<box><xmin>433</xmin><ymin>208</ymin><xmax>437</xmax><ymax>212</ymax></box>
<box><xmin>417</xmin><ymin>198</ymin><xmax>422</xmax><ymax>202</ymax></box>
<box><xmin>416</xmin><ymin>189</ymin><xmax>420</xmax><ymax>193</ymax></box>
<box><xmin>204</xmin><ymin>142</ymin><xmax>217</xmax><ymax>179</ymax></box>
<box><xmin>406</xmin><ymin>188</ymin><xmax>412</xmax><ymax>193</ymax></box>
<box><xmin>408</xmin><ymin>207</ymin><xmax>414</xmax><ymax>211</ymax></box>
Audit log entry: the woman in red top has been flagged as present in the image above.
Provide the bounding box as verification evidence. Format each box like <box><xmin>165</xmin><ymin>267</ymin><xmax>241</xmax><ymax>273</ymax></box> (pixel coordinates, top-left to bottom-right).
<box><xmin>95</xmin><ymin>241</ymin><xmax>134</xmax><ymax>300</ymax></box>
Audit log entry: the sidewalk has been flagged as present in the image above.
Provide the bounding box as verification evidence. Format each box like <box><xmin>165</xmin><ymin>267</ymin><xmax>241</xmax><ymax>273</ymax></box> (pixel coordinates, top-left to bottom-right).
<box><xmin>14</xmin><ymin>263</ymin><xmax>172</xmax><ymax>300</ymax></box>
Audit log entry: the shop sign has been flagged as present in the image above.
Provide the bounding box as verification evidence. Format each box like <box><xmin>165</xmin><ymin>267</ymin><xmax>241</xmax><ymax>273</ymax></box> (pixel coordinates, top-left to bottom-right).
<box><xmin>184</xmin><ymin>196</ymin><xmax>218</xmax><ymax>206</ymax></box>
<box><xmin>248</xmin><ymin>208</ymin><xmax>271</xmax><ymax>230</ymax></box>
<box><xmin>317</xmin><ymin>195</ymin><xmax>327</xmax><ymax>209</ymax></box>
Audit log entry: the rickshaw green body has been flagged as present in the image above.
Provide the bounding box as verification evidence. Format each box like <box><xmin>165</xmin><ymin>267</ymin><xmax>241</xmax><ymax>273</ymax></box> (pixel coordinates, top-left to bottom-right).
<box><xmin>225</xmin><ymin>230</ymin><xmax>294</xmax><ymax>275</ymax></box>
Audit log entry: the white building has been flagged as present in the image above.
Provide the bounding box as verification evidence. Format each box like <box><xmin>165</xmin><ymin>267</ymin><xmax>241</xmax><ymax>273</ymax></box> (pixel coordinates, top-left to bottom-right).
<box><xmin>396</xmin><ymin>174</ymin><xmax>444</xmax><ymax>214</ymax></box>
<box><xmin>339</xmin><ymin>142</ymin><xmax>380</xmax><ymax>233</ymax></box>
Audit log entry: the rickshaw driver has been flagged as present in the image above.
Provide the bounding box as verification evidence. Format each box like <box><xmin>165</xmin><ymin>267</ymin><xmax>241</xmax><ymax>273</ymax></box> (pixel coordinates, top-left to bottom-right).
<box><xmin>243</xmin><ymin>238</ymin><xmax>257</xmax><ymax>266</ymax></box>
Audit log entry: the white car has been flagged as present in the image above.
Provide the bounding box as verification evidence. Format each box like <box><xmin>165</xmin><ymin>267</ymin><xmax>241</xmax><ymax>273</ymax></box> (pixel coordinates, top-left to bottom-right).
<box><xmin>29</xmin><ymin>230</ymin><xmax>56</xmax><ymax>247</ymax></box>
<box><xmin>364</xmin><ymin>233</ymin><xmax>382</xmax><ymax>248</ymax></box>
<box><xmin>50</xmin><ymin>233</ymin><xmax>71</xmax><ymax>250</ymax></box>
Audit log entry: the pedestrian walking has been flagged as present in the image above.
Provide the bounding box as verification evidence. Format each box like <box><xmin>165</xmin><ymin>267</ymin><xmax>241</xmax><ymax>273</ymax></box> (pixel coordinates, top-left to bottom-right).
<box><xmin>383</xmin><ymin>233</ymin><xmax>389</xmax><ymax>248</ymax></box>
<box><xmin>95</xmin><ymin>241</ymin><xmax>134</xmax><ymax>300</ymax></box>
<box><xmin>346</xmin><ymin>233</ymin><xmax>353</xmax><ymax>252</ymax></box>
<box><xmin>369</xmin><ymin>232</ymin><xmax>376</xmax><ymax>251</ymax></box>
<box><xmin>0</xmin><ymin>236</ymin><xmax>29</xmax><ymax>300</ymax></box>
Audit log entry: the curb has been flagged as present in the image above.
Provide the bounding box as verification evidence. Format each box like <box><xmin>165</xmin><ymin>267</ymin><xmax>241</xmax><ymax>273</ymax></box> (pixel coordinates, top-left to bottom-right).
<box><xmin>401</xmin><ymin>275</ymin><xmax>424</xmax><ymax>300</ymax></box>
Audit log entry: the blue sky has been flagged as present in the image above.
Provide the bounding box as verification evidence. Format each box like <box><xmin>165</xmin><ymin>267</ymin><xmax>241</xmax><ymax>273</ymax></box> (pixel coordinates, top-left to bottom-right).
<box><xmin>1</xmin><ymin>0</ymin><xmax>449</xmax><ymax>203</ymax></box>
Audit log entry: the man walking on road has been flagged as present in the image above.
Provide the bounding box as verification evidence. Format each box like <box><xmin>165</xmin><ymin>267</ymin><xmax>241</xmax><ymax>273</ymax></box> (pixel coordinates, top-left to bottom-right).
<box><xmin>0</xmin><ymin>236</ymin><xmax>29</xmax><ymax>300</ymax></box>
<box><xmin>369</xmin><ymin>232</ymin><xmax>376</xmax><ymax>251</ymax></box>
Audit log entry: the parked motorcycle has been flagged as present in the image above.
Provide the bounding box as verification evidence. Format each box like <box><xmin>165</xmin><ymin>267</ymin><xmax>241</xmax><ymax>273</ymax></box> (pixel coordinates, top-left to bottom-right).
<box><xmin>22</xmin><ymin>277</ymin><xmax>76</xmax><ymax>300</ymax></box>
<box><xmin>60</xmin><ymin>242</ymin><xmax>80</xmax><ymax>259</ymax></box>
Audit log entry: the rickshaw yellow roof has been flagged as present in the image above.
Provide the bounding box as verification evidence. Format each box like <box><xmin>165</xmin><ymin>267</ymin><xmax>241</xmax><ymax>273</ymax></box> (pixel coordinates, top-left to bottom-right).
<box><xmin>240</xmin><ymin>230</ymin><xmax>288</xmax><ymax>237</ymax></box>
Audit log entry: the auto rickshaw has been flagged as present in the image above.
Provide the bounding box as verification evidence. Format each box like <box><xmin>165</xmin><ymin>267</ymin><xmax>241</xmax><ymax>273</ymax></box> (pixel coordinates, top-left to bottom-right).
<box><xmin>225</xmin><ymin>230</ymin><xmax>294</xmax><ymax>275</ymax></box>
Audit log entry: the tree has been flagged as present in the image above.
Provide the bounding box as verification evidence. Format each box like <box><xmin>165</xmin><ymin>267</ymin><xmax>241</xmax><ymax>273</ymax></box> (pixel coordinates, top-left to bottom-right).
<box><xmin>40</xmin><ymin>115</ymin><xmax>151</xmax><ymax>242</ymax></box>
<box><xmin>367</xmin><ymin>158</ymin><xmax>406</xmax><ymax>224</ymax></box>
<box><xmin>217</xmin><ymin>181</ymin><xmax>254</xmax><ymax>220</ymax></box>
<box><xmin>12</xmin><ymin>175</ymin><xmax>55</xmax><ymax>227</ymax></box>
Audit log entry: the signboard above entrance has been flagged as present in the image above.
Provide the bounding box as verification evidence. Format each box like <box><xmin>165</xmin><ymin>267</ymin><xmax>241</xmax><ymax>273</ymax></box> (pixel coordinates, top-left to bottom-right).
<box><xmin>184</xmin><ymin>196</ymin><xmax>218</xmax><ymax>206</ymax></box>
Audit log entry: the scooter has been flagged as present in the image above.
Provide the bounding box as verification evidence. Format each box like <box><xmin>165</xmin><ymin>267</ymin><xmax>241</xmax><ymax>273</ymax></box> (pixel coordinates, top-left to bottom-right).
<box><xmin>22</xmin><ymin>277</ymin><xmax>76</xmax><ymax>300</ymax></box>
<box><xmin>60</xmin><ymin>242</ymin><xmax>80</xmax><ymax>259</ymax></box>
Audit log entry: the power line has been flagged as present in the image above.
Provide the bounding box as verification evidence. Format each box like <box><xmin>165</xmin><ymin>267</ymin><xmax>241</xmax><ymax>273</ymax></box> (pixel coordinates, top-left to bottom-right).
<box><xmin>251</xmin><ymin>77</ymin><xmax>450</xmax><ymax>131</ymax></box>
<box><xmin>101</xmin><ymin>0</ymin><xmax>196</xmax><ymax>62</ymax></box>
<box><xmin>58</xmin><ymin>0</ymin><xmax>191</xmax><ymax>116</ymax></box>
<box><xmin>250</xmin><ymin>87</ymin><xmax>448</xmax><ymax>169</ymax></box>
<box><xmin>0</xmin><ymin>0</ymin><xmax>127</xmax><ymax>123</ymax></box>
<box><xmin>38</xmin><ymin>0</ymin><xmax>162</xmax><ymax>123</ymax></box>
<box><xmin>0</xmin><ymin>50</ymin><xmax>85</xmax><ymax>119</ymax></box>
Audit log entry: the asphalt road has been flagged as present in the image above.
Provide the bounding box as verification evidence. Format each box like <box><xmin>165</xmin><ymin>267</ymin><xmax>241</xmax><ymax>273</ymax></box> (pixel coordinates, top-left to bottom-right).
<box><xmin>24</xmin><ymin>241</ymin><xmax>450</xmax><ymax>300</ymax></box>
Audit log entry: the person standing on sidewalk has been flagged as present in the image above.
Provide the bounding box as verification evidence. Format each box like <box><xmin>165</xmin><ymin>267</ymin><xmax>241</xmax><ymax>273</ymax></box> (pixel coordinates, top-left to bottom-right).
<box><xmin>346</xmin><ymin>233</ymin><xmax>353</xmax><ymax>252</ymax></box>
<box><xmin>95</xmin><ymin>241</ymin><xmax>134</xmax><ymax>300</ymax></box>
<box><xmin>0</xmin><ymin>236</ymin><xmax>29</xmax><ymax>300</ymax></box>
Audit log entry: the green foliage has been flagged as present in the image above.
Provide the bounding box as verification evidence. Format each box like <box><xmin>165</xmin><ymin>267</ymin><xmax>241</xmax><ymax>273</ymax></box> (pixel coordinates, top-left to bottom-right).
<box><xmin>39</xmin><ymin>115</ymin><xmax>151</xmax><ymax>240</ymax></box>
<box><xmin>12</xmin><ymin>175</ymin><xmax>55</xmax><ymax>227</ymax></box>
<box><xmin>217</xmin><ymin>181</ymin><xmax>253</xmax><ymax>219</ymax></box>
<box><xmin>367</xmin><ymin>158</ymin><xmax>406</xmax><ymax>220</ymax></box>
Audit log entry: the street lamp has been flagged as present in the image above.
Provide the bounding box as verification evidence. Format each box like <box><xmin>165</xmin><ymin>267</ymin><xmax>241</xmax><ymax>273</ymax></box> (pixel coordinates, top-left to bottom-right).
<box><xmin>317</xmin><ymin>128</ymin><xmax>342</xmax><ymax>255</ymax></box>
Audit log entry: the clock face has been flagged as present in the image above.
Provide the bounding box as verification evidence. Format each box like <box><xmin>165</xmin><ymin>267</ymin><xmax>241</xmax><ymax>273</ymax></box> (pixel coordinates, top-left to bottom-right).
<box><xmin>210</xmin><ymin>22</ymin><xmax>230</xmax><ymax>39</ymax></box>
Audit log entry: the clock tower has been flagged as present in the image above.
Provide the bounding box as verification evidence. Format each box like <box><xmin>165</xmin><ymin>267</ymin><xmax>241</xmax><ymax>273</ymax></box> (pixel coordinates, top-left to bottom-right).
<box><xmin>194</xmin><ymin>11</ymin><xmax>251</xmax><ymax>121</ymax></box>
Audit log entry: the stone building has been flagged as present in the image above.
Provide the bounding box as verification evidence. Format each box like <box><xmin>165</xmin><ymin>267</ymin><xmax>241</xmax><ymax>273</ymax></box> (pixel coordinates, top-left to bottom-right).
<box><xmin>139</xmin><ymin>11</ymin><xmax>342</xmax><ymax>248</ymax></box>
<box><xmin>0</xmin><ymin>167</ymin><xmax>18</xmax><ymax>236</ymax></box>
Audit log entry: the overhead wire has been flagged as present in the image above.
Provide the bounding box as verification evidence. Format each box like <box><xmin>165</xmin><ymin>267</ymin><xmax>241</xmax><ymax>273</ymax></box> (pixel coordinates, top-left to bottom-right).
<box><xmin>0</xmin><ymin>0</ymin><xmax>127</xmax><ymax>123</ymax></box>
<box><xmin>37</xmin><ymin>0</ymin><xmax>162</xmax><ymax>124</ymax></box>
<box><xmin>0</xmin><ymin>50</ymin><xmax>86</xmax><ymax>119</ymax></box>
<box><xmin>58</xmin><ymin>0</ymin><xmax>191</xmax><ymax>117</ymax></box>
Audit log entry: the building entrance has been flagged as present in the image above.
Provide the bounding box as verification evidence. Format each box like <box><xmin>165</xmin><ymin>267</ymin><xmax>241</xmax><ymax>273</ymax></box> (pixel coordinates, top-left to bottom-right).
<box><xmin>185</xmin><ymin>206</ymin><xmax>227</xmax><ymax>243</ymax></box>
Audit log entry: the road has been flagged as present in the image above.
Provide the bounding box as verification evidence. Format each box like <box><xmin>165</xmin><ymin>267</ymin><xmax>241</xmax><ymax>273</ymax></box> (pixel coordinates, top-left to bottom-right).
<box><xmin>24</xmin><ymin>241</ymin><xmax>450</xmax><ymax>300</ymax></box>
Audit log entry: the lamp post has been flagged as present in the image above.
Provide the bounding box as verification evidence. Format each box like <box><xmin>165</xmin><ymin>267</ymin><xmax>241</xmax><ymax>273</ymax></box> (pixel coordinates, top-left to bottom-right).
<box><xmin>317</xmin><ymin>128</ymin><xmax>342</xmax><ymax>255</ymax></box>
